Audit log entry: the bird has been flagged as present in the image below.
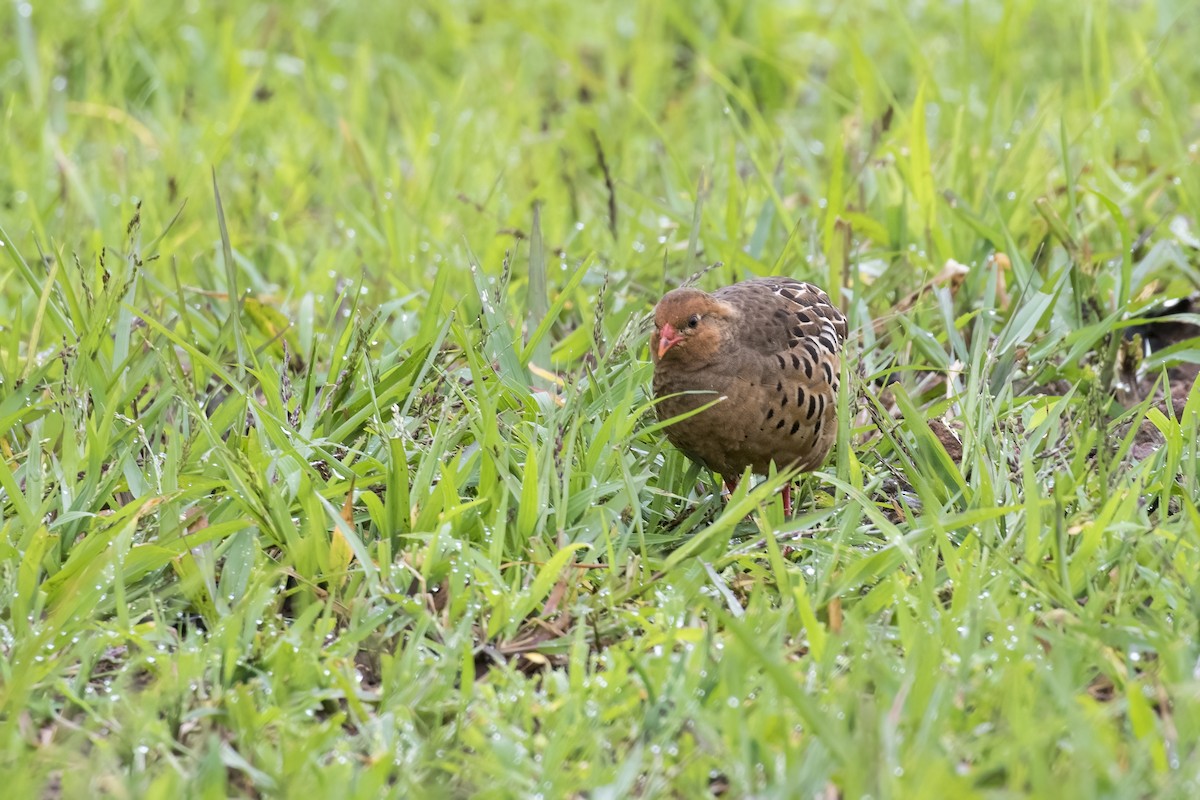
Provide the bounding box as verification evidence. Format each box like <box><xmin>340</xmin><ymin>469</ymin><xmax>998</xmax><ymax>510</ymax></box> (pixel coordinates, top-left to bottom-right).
<box><xmin>650</xmin><ymin>277</ymin><xmax>848</xmax><ymax>515</ymax></box>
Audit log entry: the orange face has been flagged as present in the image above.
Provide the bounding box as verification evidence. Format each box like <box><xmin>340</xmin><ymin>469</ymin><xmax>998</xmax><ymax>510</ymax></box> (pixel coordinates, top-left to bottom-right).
<box><xmin>651</xmin><ymin>288</ymin><xmax>729</xmax><ymax>362</ymax></box>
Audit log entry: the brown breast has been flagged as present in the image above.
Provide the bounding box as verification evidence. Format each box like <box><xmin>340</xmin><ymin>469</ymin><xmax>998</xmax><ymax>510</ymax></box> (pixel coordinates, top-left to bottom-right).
<box><xmin>652</xmin><ymin>278</ymin><xmax>847</xmax><ymax>477</ymax></box>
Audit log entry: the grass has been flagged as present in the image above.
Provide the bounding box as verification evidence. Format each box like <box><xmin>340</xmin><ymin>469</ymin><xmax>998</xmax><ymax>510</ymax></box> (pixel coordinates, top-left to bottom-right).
<box><xmin>2</xmin><ymin>0</ymin><xmax>1200</xmax><ymax>796</ymax></box>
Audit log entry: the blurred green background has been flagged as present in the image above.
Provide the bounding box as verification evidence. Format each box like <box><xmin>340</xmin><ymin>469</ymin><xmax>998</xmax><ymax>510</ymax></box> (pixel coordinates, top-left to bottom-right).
<box><xmin>6</xmin><ymin>0</ymin><xmax>1198</xmax><ymax>317</ymax></box>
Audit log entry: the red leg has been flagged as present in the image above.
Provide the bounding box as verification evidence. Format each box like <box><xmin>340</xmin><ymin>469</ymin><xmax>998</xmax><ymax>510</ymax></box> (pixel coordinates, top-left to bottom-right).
<box><xmin>782</xmin><ymin>483</ymin><xmax>793</xmax><ymax>517</ymax></box>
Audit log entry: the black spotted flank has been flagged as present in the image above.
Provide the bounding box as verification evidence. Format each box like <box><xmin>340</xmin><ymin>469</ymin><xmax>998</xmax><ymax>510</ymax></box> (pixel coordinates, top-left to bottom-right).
<box><xmin>807</xmin><ymin>394</ymin><xmax>817</xmax><ymax>419</ymax></box>
<box><xmin>776</xmin><ymin>354</ymin><xmax>786</xmax><ymax>369</ymax></box>
<box><xmin>766</xmin><ymin>407</ymin><xmax>774</xmax><ymax>420</ymax></box>
<box><xmin>822</xmin><ymin>361</ymin><xmax>833</xmax><ymax>383</ymax></box>
<box><xmin>796</xmin><ymin>385</ymin><xmax>805</xmax><ymax>406</ymax></box>
<box><xmin>776</xmin><ymin>418</ymin><xmax>786</xmax><ymax>429</ymax></box>
<box><xmin>790</xmin><ymin>420</ymin><xmax>801</xmax><ymax>435</ymax></box>
<box><xmin>802</xmin><ymin>358</ymin><xmax>813</xmax><ymax>379</ymax></box>
<box><xmin>790</xmin><ymin>353</ymin><xmax>801</xmax><ymax>369</ymax></box>
<box><xmin>797</xmin><ymin>311</ymin><xmax>811</xmax><ymax>323</ymax></box>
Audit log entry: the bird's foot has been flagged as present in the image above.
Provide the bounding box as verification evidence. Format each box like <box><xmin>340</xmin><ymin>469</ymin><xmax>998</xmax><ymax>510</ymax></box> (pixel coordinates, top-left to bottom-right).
<box><xmin>720</xmin><ymin>477</ymin><xmax>795</xmax><ymax>517</ymax></box>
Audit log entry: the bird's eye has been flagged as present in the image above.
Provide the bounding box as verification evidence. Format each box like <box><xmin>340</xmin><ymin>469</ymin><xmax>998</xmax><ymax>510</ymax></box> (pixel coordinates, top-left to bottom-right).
<box><xmin>687</xmin><ymin>314</ymin><xmax>700</xmax><ymax>328</ymax></box>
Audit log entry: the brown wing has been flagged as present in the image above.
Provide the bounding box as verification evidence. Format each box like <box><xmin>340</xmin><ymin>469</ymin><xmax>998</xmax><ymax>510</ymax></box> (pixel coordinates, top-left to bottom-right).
<box><xmin>712</xmin><ymin>278</ymin><xmax>848</xmax><ymax>472</ymax></box>
<box><xmin>713</xmin><ymin>278</ymin><xmax>846</xmax><ymax>358</ymax></box>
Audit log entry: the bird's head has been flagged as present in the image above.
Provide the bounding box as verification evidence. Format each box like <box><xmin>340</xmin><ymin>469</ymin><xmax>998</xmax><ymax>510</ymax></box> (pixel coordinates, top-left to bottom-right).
<box><xmin>651</xmin><ymin>288</ymin><xmax>734</xmax><ymax>363</ymax></box>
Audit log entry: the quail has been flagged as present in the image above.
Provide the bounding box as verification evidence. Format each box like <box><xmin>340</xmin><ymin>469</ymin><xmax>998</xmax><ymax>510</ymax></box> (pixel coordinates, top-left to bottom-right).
<box><xmin>650</xmin><ymin>278</ymin><xmax>848</xmax><ymax>514</ymax></box>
